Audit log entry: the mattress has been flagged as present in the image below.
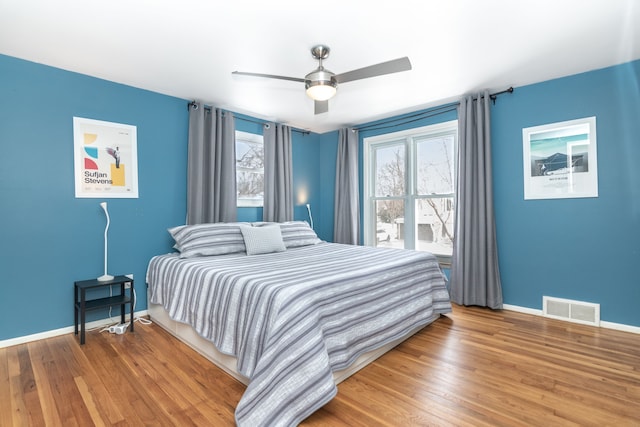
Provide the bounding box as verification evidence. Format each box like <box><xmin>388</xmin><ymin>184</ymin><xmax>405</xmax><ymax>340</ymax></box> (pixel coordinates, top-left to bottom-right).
<box><xmin>147</xmin><ymin>242</ymin><xmax>451</xmax><ymax>426</ymax></box>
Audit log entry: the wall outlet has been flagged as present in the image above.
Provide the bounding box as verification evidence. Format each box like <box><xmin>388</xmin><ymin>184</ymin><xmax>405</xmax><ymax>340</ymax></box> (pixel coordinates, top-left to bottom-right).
<box><xmin>124</xmin><ymin>274</ymin><xmax>133</xmax><ymax>289</ymax></box>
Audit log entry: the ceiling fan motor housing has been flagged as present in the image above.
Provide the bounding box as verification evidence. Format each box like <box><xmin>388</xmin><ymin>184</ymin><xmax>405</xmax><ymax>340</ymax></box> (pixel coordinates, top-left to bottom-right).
<box><xmin>310</xmin><ymin>45</ymin><xmax>331</xmax><ymax>60</ymax></box>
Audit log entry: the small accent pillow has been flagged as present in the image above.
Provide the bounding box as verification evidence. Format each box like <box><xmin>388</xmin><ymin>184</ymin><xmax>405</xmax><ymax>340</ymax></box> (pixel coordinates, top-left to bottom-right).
<box><xmin>169</xmin><ymin>223</ymin><xmax>248</xmax><ymax>258</ymax></box>
<box><xmin>278</xmin><ymin>221</ymin><xmax>322</xmax><ymax>248</ymax></box>
<box><xmin>240</xmin><ymin>224</ymin><xmax>286</xmax><ymax>255</ymax></box>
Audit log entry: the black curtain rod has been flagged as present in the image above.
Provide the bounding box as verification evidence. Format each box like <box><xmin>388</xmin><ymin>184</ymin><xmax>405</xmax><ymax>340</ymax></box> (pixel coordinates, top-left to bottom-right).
<box><xmin>356</xmin><ymin>86</ymin><xmax>514</xmax><ymax>133</ymax></box>
<box><xmin>187</xmin><ymin>101</ymin><xmax>310</xmax><ymax>135</ymax></box>
<box><xmin>485</xmin><ymin>86</ymin><xmax>514</xmax><ymax>103</ymax></box>
<box><xmin>356</xmin><ymin>104</ymin><xmax>458</xmax><ymax>133</ymax></box>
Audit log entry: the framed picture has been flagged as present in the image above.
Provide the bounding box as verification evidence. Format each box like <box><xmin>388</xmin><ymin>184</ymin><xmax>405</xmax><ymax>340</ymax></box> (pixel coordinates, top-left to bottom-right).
<box><xmin>522</xmin><ymin>117</ymin><xmax>598</xmax><ymax>200</ymax></box>
<box><xmin>73</xmin><ymin>117</ymin><xmax>139</xmax><ymax>198</ymax></box>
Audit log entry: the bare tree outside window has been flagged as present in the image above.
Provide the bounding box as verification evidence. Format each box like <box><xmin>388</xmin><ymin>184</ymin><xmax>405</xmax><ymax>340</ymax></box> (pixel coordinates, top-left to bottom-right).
<box><xmin>365</xmin><ymin>122</ymin><xmax>457</xmax><ymax>259</ymax></box>
<box><xmin>375</xmin><ymin>145</ymin><xmax>405</xmax><ymax>227</ymax></box>
<box><xmin>416</xmin><ymin>136</ymin><xmax>455</xmax><ymax>252</ymax></box>
<box><xmin>236</xmin><ymin>131</ymin><xmax>264</xmax><ymax>207</ymax></box>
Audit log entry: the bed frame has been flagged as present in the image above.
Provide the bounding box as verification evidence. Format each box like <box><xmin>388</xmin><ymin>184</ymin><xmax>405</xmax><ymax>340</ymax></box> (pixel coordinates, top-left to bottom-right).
<box><xmin>148</xmin><ymin>301</ymin><xmax>433</xmax><ymax>385</ymax></box>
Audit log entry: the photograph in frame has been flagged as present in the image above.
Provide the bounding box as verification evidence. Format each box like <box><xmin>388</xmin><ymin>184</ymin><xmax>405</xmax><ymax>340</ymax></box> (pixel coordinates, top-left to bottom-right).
<box><xmin>522</xmin><ymin>117</ymin><xmax>598</xmax><ymax>200</ymax></box>
<box><xmin>73</xmin><ymin>117</ymin><xmax>139</xmax><ymax>198</ymax></box>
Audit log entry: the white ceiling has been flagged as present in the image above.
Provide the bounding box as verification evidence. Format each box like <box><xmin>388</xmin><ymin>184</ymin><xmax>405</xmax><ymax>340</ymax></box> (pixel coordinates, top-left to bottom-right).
<box><xmin>1</xmin><ymin>0</ymin><xmax>639</xmax><ymax>133</ymax></box>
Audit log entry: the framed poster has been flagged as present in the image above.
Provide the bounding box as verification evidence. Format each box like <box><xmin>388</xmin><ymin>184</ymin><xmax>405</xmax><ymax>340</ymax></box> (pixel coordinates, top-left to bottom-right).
<box><xmin>522</xmin><ymin>117</ymin><xmax>598</xmax><ymax>200</ymax></box>
<box><xmin>73</xmin><ymin>117</ymin><xmax>139</xmax><ymax>198</ymax></box>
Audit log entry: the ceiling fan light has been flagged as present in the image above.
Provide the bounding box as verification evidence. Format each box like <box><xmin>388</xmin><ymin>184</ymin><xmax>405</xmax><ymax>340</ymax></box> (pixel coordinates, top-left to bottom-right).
<box><xmin>305</xmin><ymin>80</ymin><xmax>337</xmax><ymax>101</ymax></box>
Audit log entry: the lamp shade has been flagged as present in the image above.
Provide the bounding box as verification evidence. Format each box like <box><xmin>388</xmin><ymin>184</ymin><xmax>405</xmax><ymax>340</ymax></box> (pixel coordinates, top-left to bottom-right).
<box><xmin>305</xmin><ymin>68</ymin><xmax>338</xmax><ymax>101</ymax></box>
<box><xmin>306</xmin><ymin>83</ymin><xmax>337</xmax><ymax>101</ymax></box>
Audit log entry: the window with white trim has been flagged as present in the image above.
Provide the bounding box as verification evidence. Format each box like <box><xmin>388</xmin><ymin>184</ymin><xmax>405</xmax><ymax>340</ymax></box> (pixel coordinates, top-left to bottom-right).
<box><xmin>236</xmin><ymin>131</ymin><xmax>264</xmax><ymax>207</ymax></box>
<box><xmin>363</xmin><ymin>120</ymin><xmax>457</xmax><ymax>262</ymax></box>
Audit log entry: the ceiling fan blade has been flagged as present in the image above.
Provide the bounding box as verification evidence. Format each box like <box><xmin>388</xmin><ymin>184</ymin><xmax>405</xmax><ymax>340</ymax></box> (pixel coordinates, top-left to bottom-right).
<box><xmin>335</xmin><ymin>57</ymin><xmax>412</xmax><ymax>84</ymax></box>
<box><xmin>314</xmin><ymin>100</ymin><xmax>329</xmax><ymax>115</ymax></box>
<box><xmin>232</xmin><ymin>71</ymin><xmax>305</xmax><ymax>83</ymax></box>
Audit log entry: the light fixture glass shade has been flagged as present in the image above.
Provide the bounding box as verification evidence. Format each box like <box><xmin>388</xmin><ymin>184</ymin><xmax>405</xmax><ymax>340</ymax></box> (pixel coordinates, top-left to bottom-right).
<box><xmin>306</xmin><ymin>82</ymin><xmax>337</xmax><ymax>101</ymax></box>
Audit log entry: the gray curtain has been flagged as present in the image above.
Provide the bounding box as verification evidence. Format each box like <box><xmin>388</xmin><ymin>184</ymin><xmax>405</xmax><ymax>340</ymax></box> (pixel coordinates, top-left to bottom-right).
<box><xmin>450</xmin><ymin>91</ymin><xmax>503</xmax><ymax>309</ymax></box>
<box><xmin>263</xmin><ymin>123</ymin><xmax>293</xmax><ymax>222</ymax></box>
<box><xmin>333</xmin><ymin>128</ymin><xmax>360</xmax><ymax>244</ymax></box>
<box><xmin>186</xmin><ymin>102</ymin><xmax>237</xmax><ymax>224</ymax></box>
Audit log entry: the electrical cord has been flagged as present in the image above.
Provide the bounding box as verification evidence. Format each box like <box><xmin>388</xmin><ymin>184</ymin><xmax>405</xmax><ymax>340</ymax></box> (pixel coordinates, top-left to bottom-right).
<box><xmin>132</xmin><ymin>287</ymin><xmax>152</xmax><ymax>325</ymax></box>
<box><xmin>88</xmin><ymin>285</ymin><xmax>115</xmax><ymax>333</ymax></box>
<box><xmin>108</xmin><ymin>284</ymin><xmax>114</xmax><ymax>322</ymax></box>
<box><xmin>91</xmin><ymin>284</ymin><xmax>152</xmax><ymax>334</ymax></box>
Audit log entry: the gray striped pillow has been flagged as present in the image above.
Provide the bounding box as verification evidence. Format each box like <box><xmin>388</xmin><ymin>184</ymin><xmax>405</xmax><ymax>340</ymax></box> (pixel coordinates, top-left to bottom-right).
<box><xmin>169</xmin><ymin>223</ymin><xmax>249</xmax><ymax>258</ymax></box>
<box><xmin>278</xmin><ymin>221</ymin><xmax>322</xmax><ymax>248</ymax></box>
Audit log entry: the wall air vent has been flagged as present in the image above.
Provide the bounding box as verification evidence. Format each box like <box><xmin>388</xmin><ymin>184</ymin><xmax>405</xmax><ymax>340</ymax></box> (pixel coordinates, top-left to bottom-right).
<box><xmin>543</xmin><ymin>296</ymin><xmax>600</xmax><ymax>327</ymax></box>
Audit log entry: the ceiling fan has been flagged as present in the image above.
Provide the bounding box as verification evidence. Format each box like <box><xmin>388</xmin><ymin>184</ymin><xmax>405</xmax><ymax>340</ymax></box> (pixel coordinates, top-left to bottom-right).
<box><xmin>232</xmin><ymin>45</ymin><xmax>412</xmax><ymax>115</ymax></box>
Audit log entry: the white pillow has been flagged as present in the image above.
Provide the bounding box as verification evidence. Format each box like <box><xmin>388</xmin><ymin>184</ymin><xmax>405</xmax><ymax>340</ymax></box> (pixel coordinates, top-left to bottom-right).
<box><xmin>240</xmin><ymin>225</ymin><xmax>286</xmax><ymax>255</ymax></box>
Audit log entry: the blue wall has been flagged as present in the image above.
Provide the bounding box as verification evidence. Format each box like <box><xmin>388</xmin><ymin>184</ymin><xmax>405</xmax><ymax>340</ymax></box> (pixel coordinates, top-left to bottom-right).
<box><xmin>2</xmin><ymin>52</ymin><xmax>638</xmax><ymax>342</ymax></box>
<box><xmin>491</xmin><ymin>60</ymin><xmax>640</xmax><ymax>326</ymax></box>
<box><xmin>0</xmin><ymin>54</ymin><xmax>188</xmax><ymax>340</ymax></box>
<box><xmin>291</xmin><ymin>130</ymin><xmax>324</xmax><ymax>236</ymax></box>
<box><xmin>316</xmin><ymin>130</ymin><xmax>339</xmax><ymax>241</ymax></box>
<box><xmin>0</xmin><ymin>54</ymin><xmax>323</xmax><ymax>341</ymax></box>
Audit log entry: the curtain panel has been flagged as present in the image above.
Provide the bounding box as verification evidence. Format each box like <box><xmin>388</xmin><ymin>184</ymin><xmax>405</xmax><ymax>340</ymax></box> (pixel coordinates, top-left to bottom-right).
<box><xmin>333</xmin><ymin>128</ymin><xmax>360</xmax><ymax>244</ymax></box>
<box><xmin>263</xmin><ymin>123</ymin><xmax>293</xmax><ymax>222</ymax></box>
<box><xmin>450</xmin><ymin>92</ymin><xmax>503</xmax><ymax>309</ymax></box>
<box><xmin>186</xmin><ymin>103</ymin><xmax>237</xmax><ymax>224</ymax></box>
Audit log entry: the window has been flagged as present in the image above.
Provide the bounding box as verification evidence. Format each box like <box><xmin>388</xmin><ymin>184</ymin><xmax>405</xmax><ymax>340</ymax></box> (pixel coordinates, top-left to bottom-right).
<box><xmin>363</xmin><ymin>120</ymin><xmax>457</xmax><ymax>263</ymax></box>
<box><xmin>236</xmin><ymin>131</ymin><xmax>264</xmax><ymax>207</ymax></box>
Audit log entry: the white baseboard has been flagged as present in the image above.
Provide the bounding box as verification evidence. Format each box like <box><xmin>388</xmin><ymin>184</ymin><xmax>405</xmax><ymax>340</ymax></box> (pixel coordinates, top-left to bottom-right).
<box><xmin>599</xmin><ymin>320</ymin><xmax>640</xmax><ymax>334</ymax></box>
<box><xmin>503</xmin><ymin>304</ymin><xmax>640</xmax><ymax>335</ymax></box>
<box><xmin>0</xmin><ymin>310</ymin><xmax>148</xmax><ymax>349</ymax></box>
<box><xmin>502</xmin><ymin>304</ymin><xmax>542</xmax><ymax>316</ymax></box>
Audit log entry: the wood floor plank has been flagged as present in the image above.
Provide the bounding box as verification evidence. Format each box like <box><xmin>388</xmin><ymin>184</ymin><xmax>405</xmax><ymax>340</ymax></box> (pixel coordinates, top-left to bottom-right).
<box><xmin>74</xmin><ymin>375</ymin><xmax>108</xmax><ymax>427</ymax></box>
<box><xmin>63</xmin><ymin>334</ymin><xmax>128</xmax><ymax>426</ymax></box>
<box><xmin>0</xmin><ymin>348</ymin><xmax>14</xmax><ymax>427</ymax></box>
<box><xmin>27</xmin><ymin>339</ymin><xmax>65</xmax><ymax>426</ymax></box>
<box><xmin>0</xmin><ymin>348</ymin><xmax>13</xmax><ymax>426</ymax></box>
<box><xmin>79</xmin><ymin>333</ymin><xmax>162</xmax><ymax>426</ymax></box>
<box><xmin>2</xmin><ymin>305</ymin><xmax>640</xmax><ymax>426</ymax></box>
<box><xmin>6</xmin><ymin>346</ymin><xmax>43</xmax><ymax>426</ymax></box>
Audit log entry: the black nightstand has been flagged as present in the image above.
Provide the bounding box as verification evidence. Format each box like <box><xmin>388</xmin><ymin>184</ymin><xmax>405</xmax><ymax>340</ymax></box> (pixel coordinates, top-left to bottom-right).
<box><xmin>74</xmin><ymin>275</ymin><xmax>134</xmax><ymax>344</ymax></box>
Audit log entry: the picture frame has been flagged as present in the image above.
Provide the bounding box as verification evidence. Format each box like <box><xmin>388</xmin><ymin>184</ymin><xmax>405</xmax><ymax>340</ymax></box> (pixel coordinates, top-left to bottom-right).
<box><xmin>522</xmin><ymin>117</ymin><xmax>598</xmax><ymax>200</ymax></box>
<box><xmin>73</xmin><ymin>117</ymin><xmax>139</xmax><ymax>198</ymax></box>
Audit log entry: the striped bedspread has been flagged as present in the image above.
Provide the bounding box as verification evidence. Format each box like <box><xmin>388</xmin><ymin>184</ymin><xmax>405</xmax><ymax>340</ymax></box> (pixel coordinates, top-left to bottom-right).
<box><xmin>146</xmin><ymin>242</ymin><xmax>451</xmax><ymax>426</ymax></box>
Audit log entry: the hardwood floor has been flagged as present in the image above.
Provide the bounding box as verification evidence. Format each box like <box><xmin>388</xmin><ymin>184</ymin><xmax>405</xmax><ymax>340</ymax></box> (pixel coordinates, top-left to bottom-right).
<box><xmin>2</xmin><ymin>305</ymin><xmax>640</xmax><ymax>426</ymax></box>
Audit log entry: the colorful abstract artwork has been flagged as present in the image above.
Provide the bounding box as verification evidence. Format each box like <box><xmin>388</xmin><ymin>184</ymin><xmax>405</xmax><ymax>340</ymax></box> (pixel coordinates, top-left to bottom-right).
<box><xmin>73</xmin><ymin>117</ymin><xmax>138</xmax><ymax>198</ymax></box>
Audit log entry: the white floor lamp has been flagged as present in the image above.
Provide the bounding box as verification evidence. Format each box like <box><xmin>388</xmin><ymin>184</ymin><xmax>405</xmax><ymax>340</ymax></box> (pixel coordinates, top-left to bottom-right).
<box><xmin>306</xmin><ymin>203</ymin><xmax>314</xmax><ymax>230</ymax></box>
<box><xmin>97</xmin><ymin>202</ymin><xmax>114</xmax><ymax>281</ymax></box>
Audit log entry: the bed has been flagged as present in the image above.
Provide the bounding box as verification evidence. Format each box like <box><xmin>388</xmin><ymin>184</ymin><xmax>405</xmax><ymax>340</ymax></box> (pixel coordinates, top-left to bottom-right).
<box><xmin>146</xmin><ymin>221</ymin><xmax>451</xmax><ymax>426</ymax></box>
